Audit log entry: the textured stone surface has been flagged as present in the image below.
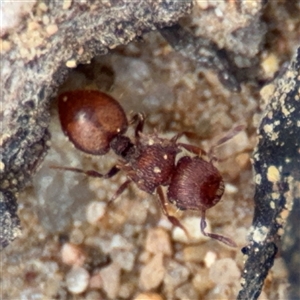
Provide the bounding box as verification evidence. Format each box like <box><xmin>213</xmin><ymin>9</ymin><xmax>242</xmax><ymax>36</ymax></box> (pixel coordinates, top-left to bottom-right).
<box><xmin>1</xmin><ymin>1</ymin><xmax>299</xmax><ymax>299</ymax></box>
<box><xmin>238</xmin><ymin>47</ymin><xmax>300</xmax><ymax>300</ymax></box>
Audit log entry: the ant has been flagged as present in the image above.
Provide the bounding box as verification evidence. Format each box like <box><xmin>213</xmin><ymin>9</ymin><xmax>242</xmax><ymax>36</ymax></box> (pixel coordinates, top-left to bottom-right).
<box><xmin>54</xmin><ymin>89</ymin><xmax>242</xmax><ymax>247</ymax></box>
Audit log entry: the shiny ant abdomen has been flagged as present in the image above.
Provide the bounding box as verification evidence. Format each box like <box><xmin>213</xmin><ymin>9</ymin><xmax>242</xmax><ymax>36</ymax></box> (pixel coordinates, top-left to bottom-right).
<box><xmin>55</xmin><ymin>89</ymin><xmax>240</xmax><ymax>247</ymax></box>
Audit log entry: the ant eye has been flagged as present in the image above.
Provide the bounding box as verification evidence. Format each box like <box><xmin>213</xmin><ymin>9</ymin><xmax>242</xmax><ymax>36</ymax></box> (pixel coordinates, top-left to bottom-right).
<box><xmin>58</xmin><ymin>90</ymin><xmax>128</xmax><ymax>155</ymax></box>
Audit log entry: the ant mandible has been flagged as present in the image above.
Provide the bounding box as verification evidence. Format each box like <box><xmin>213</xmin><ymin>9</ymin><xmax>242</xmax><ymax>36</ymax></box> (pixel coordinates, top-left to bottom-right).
<box><xmin>54</xmin><ymin>89</ymin><xmax>241</xmax><ymax>247</ymax></box>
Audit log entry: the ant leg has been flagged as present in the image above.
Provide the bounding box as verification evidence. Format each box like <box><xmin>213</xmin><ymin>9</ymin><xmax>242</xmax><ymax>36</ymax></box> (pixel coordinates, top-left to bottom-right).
<box><xmin>200</xmin><ymin>210</ymin><xmax>237</xmax><ymax>247</ymax></box>
<box><xmin>173</xmin><ymin>126</ymin><xmax>244</xmax><ymax>158</ymax></box>
<box><xmin>156</xmin><ymin>186</ymin><xmax>190</xmax><ymax>238</ymax></box>
<box><xmin>171</xmin><ymin>132</ymin><xmax>183</xmax><ymax>142</ymax></box>
<box><xmin>135</xmin><ymin>113</ymin><xmax>145</xmax><ymax>137</ymax></box>
<box><xmin>171</xmin><ymin>131</ymin><xmax>197</xmax><ymax>142</ymax></box>
<box><xmin>107</xmin><ymin>179</ymin><xmax>131</xmax><ymax>205</ymax></box>
<box><xmin>214</xmin><ymin>125</ymin><xmax>245</xmax><ymax>148</ymax></box>
<box><xmin>53</xmin><ymin>163</ymin><xmax>131</xmax><ymax>210</ymax></box>
<box><xmin>177</xmin><ymin>142</ymin><xmax>207</xmax><ymax>156</ymax></box>
<box><xmin>172</xmin><ymin>131</ymin><xmax>199</xmax><ymax>142</ymax></box>
<box><xmin>129</xmin><ymin>113</ymin><xmax>146</xmax><ymax>137</ymax></box>
<box><xmin>50</xmin><ymin>165</ymin><xmax>120</xmax><ymax>179</ymax></box>
<box><xmin>171</xmin><ymin>132</ymin><xmax>207</xmax><ymax>156</ymax></box>
<box><xmin>208</xmin><ymin>124</ymin><xmax>245</xmax><ymax>160</ymax></box>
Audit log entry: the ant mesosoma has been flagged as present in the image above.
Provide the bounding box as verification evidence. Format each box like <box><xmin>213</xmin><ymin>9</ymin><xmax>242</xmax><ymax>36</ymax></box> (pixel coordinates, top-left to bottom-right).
<box><xmin>54</xmin><ymin>89</ymin><xmax>242</xmax><ymax>247</ymax></box>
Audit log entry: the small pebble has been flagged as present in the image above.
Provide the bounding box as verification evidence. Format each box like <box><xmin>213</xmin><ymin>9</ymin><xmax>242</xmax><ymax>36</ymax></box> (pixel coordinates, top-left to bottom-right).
<box><xmin>183</xmin><ymin>245</ymin><xmax>207</xmax><ymax>263</ymax></box>
<box><xmin>110</xmin><ymin>249</ymin><xmax>135</xmax><ymax>271</ymax></box>
<box><xmin>62</xmin><ymin>0</ymin><xmax>72</xmax><ymax>10</ymax></box>
<box><xmin>89</xmin><ymin>272</ymin><xmax>103</xmax><ymax>289</ymax></box>
<box><xmin>204</xmin><ymin>251</ymin><xmax>217</xmax><ymax>268</ymax></box>
<box><xmin>109</xmin><ymin>234</ymin><xmax>134</xmax><ymax>251</ymax></box>
<box><xmin>66</xmin><ymin>59</ymin><xmax>77</xmax><ymax>68</ymax></box>
<box><xmin>272</xmin><ymin>257</ymin><xmax>288</xmax><ymax>279</ymax></box>
<box><xmin>127</xmin><ymin>199</ymin><xmax>148</xmax><ymax>224</ymax></box>
<box><xmin>260</xmin><ymin>83</ymin><xmax>276</xmax><ymax>108</ymax></box>
<box><xmin>70</xmin><ymin>228</ymin><xmax>84</xmax><ymax>244</ymax></box>
<box><xmin>100</xmin><ymin>263</ymin><xmax>121</xmax><ymax>299</ymax></box>
<box><xmin>233</xmin><ymin>227</ymin><xmax>248</xmax><ymax>246</ymax></box>
<box><xmin>261</xmin><ymin>53</ymin><xmax>279</xmax><ymax>78</ymax></box>
<box><xmin>85</xmin><ymin>290</ymin><xmax>103</xmax><ymax>300</ymax></box>
<box><xmin>66</xmin><ymin>266</ymin><xmax>90</xmax><ymax>294</ymax></box>
<box><xmin>209</xmin><ymin>258</ymin><xmax>240</xmax><ymax>285</ymax></box>
<box><xmin>86</xmin><ymin>201</ymin><xmax>107</xmax><ymax>225</ymax></box>
<box><xmin>118</xmin><ymin>282</ymin><xmax>135</xmax><ymax>299</ymax></box>
<box><xmin>196</xmin><ymin>0</ymin><xmax>209</xmax><ymax>10</ymax></box>
<box><xmin>258</xmin><ymin>291</ymin><xmax>269</xmax><ymax>300</ymax></box>
<box><xmin>145</xmin><ymin>228</ymin><xmax>172</xmax><ymax>256</ymax></box>
<box><xmin>138</xmin><ymin>250</ymin><xmax>151</xmax><ymax>264</ymax></box>
<box><xmin>139</xmin><ymin>253</ymin><xmax>165</xmax><ymax>290</ymax></box>
<box><xmin>38</xmin><ymin>2</ymin><xmax>48</xmax><ymax>11</ymax></box>
<box><xmin>157</xmin><ymin>217</ymin><xmax>173</xmax><ymax>231</ymax></box>
<box><xmin>46</xmin><ymin>24</ymin><xmax>58</xmax><ymax>36</ymax></box>
<box><xmin>163</xmin><ymin>260</ymin><xmax>190</xmax><ymax>289</ymax></box>
<box><xmin>235</xmin><ymin>153</ymin><xmax>250</xmax><ymax>170</ymax></box>
<box><xmin>1</xmin><ymin>40</ymin><xmax>11</xmax><ymax>53</ymax></box>
<box><xmin>192</xmin><ymin>270</ymin><xmax>215</xmax><ymax>294</ymax></box>
<box><xmin>134</xmin><ymin>293</ymin><xmax>164</xmax><ymax>300</ymax></box>
<box><xmin>175</xmin><ymin>282</ymin><xmax>199</xmax><ymax>299</ymax></box>
<box><xmin>224</xmin><ymin>183</ymin><xmax>238</xmax><ymax>194</ymax></box>
<box><xmin>61</xmin><ymin>243</ymin><xmax>86</xmax><ymax>266</ymax></box>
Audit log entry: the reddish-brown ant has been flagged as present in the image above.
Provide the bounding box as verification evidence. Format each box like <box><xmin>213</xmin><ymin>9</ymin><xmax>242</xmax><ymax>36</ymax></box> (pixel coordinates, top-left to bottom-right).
<box><xmin>54</xmin><ymin>89</ymin><xmax>241</xmax><ymax>247</ymax></box>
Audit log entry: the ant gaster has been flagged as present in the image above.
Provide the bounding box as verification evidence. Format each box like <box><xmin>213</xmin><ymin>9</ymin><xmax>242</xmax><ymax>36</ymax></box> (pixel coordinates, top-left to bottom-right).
<box><xmin>55</xmin><ymin>89</ymin><xmax>241</xmax><ymax>247</ymax></box>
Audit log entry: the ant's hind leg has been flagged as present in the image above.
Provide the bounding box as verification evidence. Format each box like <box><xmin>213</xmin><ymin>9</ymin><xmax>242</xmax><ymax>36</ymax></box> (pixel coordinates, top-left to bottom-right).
<box><xmin>156</xmin><ymin>186</ymin><xmax>190</xmax><ymax>238</ymax></box>
<box><xmin>200</xmin><ymin>210</ymin><xmax>237</xmax><ymax>247</ymax></box>
<box><xmin>50</xmin><ymin>165</ymin><xmax>120</xmax><ymax>179</ymax></box>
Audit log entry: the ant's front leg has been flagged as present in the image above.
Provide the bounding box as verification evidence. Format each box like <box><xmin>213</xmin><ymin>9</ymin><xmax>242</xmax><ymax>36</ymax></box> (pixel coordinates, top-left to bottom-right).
<box><xmin>171</xmin><ymin>132</ymin><xmax>207</xmax><ymax>156</ymax></box>
<box><xmin>129</xmin><ymin>113</ymin><xmax>146</xmax><ymax>137</ymax></box>
<box><xmin>52</xmin><ymin>164</ymin><xmax>132</xmax><ymax>205</ymax></box>
<box><xmin>156</xmin><ymin>186</ymin><xmax>190</xmax><ymax>238</ymax></box>
<box><xmin>50</xmin><ymin>165</ymin><xmax>120</xmax><ymax>179</ymax></box>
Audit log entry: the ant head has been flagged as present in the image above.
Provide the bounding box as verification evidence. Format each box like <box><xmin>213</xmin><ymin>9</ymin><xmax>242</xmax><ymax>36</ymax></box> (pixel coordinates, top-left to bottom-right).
<box><xmin>58</xmin><ymin>90</ymin><xmax>128</xmax><ymax>155</ymax></box>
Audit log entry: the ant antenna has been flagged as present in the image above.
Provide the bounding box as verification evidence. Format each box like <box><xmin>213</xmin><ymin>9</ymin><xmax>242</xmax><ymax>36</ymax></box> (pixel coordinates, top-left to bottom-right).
<box><xmin>208</xmin><ymin>124</ymin><xmax>245</xmax><ymax>161</ymax></box>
